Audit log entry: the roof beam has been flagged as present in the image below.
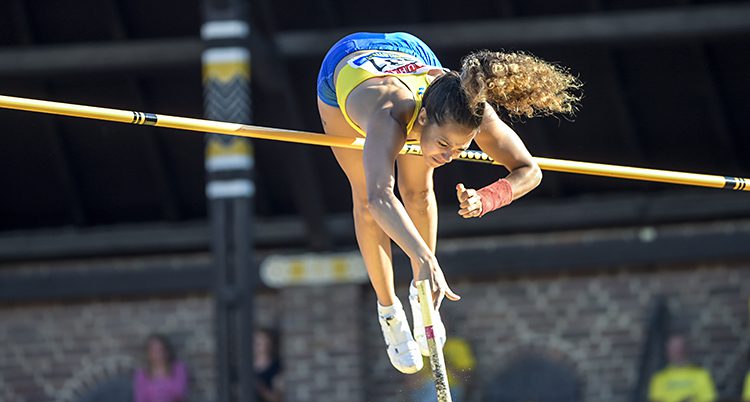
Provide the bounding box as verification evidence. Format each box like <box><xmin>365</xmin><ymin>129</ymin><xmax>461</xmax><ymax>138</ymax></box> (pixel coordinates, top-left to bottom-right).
<box><xmin>0</xmin><ymin>38</ymin><xmax>204</xmax><ymax>77</ymax></box>
<box><xmin>277</xmin><ymin>3</ymin><xmax>750</xmax><ymax>56</ymax></box>
<box><xmin>417</xmin><ymin>220</ymin><xmax>750</xmax><ymax>282</ymax></box>
<box><xmin>2</xmin><ymin>219</ymin><xmax>749</xmax><ymax>303</ymax></box>
<box><xmin>0</xmin><ymin>263</ymin><xmax>214</xmax><ymax>302</ymax></box>
<box><xmin>2</xmin><ymin>191</ymin><xmax>750</xmax><ymax>262</ymax></box>
<box><xmin>2</xmin><ymin>3</ymin><xmax>750</xmax><ymax>76</ymax></box>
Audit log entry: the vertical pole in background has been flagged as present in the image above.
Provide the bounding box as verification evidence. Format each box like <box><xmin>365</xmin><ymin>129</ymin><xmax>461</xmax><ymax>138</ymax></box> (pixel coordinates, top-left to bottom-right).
<box><xmin>201</xmin><ymin>0</ymin><xmax>255</xmax><ymax>401</ymax></box>
<box><xmin>416</xmin><ymin>280</ymin><xmax>453</xmax><ymax>402</ymax></box>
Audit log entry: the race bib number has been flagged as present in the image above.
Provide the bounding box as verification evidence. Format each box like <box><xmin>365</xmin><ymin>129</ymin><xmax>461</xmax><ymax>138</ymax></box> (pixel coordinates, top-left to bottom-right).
<box><xmin>348</xmin><ymin>51</ymin><xmax>432</xmax><ymax>75</ymax></box>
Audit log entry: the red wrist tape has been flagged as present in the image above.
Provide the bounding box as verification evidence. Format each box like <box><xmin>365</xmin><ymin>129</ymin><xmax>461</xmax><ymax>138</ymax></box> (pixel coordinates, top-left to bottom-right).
<box><xmin>477</xmin><ymin>178</ymin><xmax>513</xmax><ymax>217</ymax></box>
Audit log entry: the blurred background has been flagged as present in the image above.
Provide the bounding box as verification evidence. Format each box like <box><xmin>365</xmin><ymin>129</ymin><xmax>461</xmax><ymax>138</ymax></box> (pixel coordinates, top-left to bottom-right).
<box><xmin>0</xmin><ymin>0</ymin><xmax>749</xmax><ymax>401</ymax></box>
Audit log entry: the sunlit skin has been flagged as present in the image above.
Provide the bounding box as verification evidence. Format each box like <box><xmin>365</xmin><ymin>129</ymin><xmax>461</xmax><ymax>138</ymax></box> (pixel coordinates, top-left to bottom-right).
<box><xmin>414</xmin><ymin>111</ymin><xmax>476</xmax><ymax>169</ymax></box>
<box><xmin>318</xmin><ymin>50</ymin><xmax>541</xmax><ymax>310</ymax></box>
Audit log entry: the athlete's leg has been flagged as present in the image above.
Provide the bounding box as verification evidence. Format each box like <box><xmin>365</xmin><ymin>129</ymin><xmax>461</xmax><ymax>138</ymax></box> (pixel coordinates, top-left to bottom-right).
<box><xmin>396</xmin><ymin>154</ymin><xmax>437</xmax><ymax>278</ymax></box>
<box><xmin>319</xmin><ymin>98</ymin><xmax>422</xmax><ymax>373</ymax></box>
<box><xmin>317</xmin><ymin>98</ymin><xmax>397</xmax><ymax>306</ymax></box>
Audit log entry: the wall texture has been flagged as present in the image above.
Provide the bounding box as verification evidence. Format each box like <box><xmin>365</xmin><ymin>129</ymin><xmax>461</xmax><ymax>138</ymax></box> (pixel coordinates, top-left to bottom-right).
<box><xmin>1</xmin><ymin>261</ymin><xmax>748</xmax><ymax>402</ymax></box>
<box><xmin>362</xmin><ymin>264</ymin><xmax>750</xmax><ymax>402</ymax></box>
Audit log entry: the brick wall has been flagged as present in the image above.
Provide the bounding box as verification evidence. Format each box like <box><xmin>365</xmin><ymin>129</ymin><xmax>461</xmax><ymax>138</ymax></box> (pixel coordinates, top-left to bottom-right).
<box><xmin>1</xmin><ymin>262</ymin><xmax>748</xmax><ymax>402</ymax></box>
<box><xmin>279</xmin><ymin>284</ymin><xmax>364</xmax><ymax>402</ymax></box>
<box><xmin>363</xmin><ymin>264</ymin><xmax>750</xmax><ymax>402</ymax></box>
<box><xmin>0</xmin><ymin>292</ymin><xmax>279</xmax><ymax>402</ymax></box>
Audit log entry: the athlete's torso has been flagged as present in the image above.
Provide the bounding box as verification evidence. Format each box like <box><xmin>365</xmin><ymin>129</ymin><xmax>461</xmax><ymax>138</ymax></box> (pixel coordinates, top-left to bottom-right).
<box><xmin>334</xmin><ymin>49</ymin><xmax>442</xmax><ymax>137</ymax></box>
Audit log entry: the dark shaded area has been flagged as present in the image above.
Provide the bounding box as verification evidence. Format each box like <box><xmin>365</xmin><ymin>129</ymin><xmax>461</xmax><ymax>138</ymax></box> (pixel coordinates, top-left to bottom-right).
<box><xmin>483</xmin><ymin>352</ymin><xmax>582</xmax><ymax>402</ymax></box>
<box><xmin>77</xmin><ymin>375</ymin><xmax>132</xmax><ymax>402</ymax></box>
<box><xmin>0</xmin><ymin>0</ymin><xmax>748</xmax><ymax>236</ymax></box>
<box><xmin>631</xmin><ymin>297</ymin><xmax>670</xmax><ymax>402</ymax></box>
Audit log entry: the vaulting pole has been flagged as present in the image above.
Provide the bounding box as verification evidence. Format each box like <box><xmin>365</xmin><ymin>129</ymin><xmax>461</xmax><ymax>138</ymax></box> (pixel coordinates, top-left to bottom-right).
<box><xmin>416</xmin><ymin>279</ymin><xmax>453</xmax><ymax>402</ymax></box>
<box><xmin>0</xmin><ymin>94</ymin><xmax>748</xmax><ymax>192</ymax></box>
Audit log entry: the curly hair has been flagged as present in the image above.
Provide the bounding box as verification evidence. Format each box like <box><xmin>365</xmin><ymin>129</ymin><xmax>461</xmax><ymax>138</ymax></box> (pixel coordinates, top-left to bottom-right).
<box><xmin>461</xmin><ymin>50</ymin><xmax>582</xmax><ymax>119</ymax></box>
<box><xmin>422</xmin><ymin>49</ymin><xmax>582</xmax><ymax>128</ymax></box>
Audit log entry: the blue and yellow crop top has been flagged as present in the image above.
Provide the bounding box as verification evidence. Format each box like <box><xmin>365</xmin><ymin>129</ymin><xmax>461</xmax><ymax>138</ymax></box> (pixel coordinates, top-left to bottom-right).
<box><xmin>335</xmin><ymin>50</ymin><xmax>438</xmax><ymax>136</ymax></box>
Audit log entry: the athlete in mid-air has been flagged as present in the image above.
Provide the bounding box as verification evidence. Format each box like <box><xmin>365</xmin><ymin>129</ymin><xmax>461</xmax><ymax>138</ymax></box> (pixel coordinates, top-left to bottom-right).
<box><xmin>316</xmin><ymin>32</ymin><xmax>581</xmax><ymax>373</ymax></box>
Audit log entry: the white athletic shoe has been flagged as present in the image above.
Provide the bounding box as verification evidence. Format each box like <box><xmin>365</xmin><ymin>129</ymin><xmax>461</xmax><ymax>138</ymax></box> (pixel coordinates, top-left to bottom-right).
<box><xmin>409</xmin><ymin>282</ymin><xmax>446</xmax><ymax>357</ymax></box>
<box><xmin>378</xmin><ymin>300</ymin><xmax>423</xmax><ymax>374</ymax></box>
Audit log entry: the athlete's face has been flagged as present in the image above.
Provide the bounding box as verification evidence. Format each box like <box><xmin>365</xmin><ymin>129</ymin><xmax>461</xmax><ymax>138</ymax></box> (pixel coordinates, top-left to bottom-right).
<box><xmin>418</xmin><ymin>109</ymin><xmax>476</xmax><ymax>168</ymax></box>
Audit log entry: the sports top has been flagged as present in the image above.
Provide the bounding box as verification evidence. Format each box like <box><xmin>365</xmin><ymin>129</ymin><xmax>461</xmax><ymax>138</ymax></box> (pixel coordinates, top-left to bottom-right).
<box><xmin>335</xmin><ymin>50</ymin><xmax>438</xmax><ymax>136</ymax></box>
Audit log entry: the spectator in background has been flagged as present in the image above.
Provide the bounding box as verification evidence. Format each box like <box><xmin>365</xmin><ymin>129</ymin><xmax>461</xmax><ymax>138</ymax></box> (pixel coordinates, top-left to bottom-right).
<box><xmin>649</xmin><ymin>334</ymin><xmax>716</xmax><ymax>402</ymax></box>
<box><xmin>407</xmin><ymin>334</ymin><xmax>475</xmax><ymax>402</ymax></box>
<box><xmin>133</xmin><ymin>334</ymin><xmax>189</xmax><ymax>402</ymax></box>
<box><xmin>255</xmin><ymin>329</ymin><xmax>283</xmax><ymax>402</ymax></box>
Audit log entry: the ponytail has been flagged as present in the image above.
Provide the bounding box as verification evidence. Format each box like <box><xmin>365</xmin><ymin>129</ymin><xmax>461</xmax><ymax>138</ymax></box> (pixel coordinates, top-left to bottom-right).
<box><xmin>460</xmin><ymin>50</ymin><xmax>582</xmax><ymax>119</ymax></box>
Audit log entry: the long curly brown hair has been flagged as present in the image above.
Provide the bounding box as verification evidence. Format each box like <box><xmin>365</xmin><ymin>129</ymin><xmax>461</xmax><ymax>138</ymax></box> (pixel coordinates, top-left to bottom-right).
<box><xmin>461</xmin><ymin>50</ymin><xmax>582</xmax><ymax>119</ymax></box>
<box><xmin>421</xmin><ymin>50</ymin><xmax>582</xmax><ymax>127</ymax></box>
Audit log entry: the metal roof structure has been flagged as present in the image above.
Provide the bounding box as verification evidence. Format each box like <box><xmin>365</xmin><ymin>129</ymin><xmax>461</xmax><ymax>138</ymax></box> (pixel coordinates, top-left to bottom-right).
<box><xmin>1</xmin><ymin>0</ymin><xmax>749</xmax><ymax>253</ymax></box>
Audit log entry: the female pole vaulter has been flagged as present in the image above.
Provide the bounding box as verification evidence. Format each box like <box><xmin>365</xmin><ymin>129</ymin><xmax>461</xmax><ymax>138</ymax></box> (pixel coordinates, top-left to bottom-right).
<box><xmin>316</xmin><ymin>32</ymin><xmax>581</xmax><ymax>373</ymax></box>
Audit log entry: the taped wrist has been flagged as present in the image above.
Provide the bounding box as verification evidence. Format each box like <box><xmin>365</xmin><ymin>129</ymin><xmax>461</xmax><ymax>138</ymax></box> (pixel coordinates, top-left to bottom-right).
<box><xmin>477</xmin><ymin>178</ymin><xmax>513</xmax><ymax>217</ymax></box>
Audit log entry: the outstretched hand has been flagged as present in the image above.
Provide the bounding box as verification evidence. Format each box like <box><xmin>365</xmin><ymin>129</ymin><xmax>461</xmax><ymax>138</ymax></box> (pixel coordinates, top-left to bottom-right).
<box><xmin>417</xmin><ymin>255</ymin><xmax>461</xmax><ymax>309</ymax></box>
<box><xmin>456</xmin><ymin>183</ymin><xmax>483</xmax><ymax>218</ymax></box>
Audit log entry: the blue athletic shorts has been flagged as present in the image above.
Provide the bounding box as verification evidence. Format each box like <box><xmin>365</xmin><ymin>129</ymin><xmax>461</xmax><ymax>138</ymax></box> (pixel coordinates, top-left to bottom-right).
<box><xmin>316</xmin><ymin>32</ymin><xmax>442</xmax><ymax>107</ymax></box>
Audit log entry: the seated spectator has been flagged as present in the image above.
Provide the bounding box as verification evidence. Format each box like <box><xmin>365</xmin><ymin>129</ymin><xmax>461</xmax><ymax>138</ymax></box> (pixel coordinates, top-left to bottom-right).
<box><xmin>649</xmin><ymin>334</ymin><xmax>716</xmax><ymax>402</ymax></box>
<box><xmin>255</xmin><ymin>329</ymin><xmax>283</xmax><ymax>402</ymax></box>
<box><xmin>407</xmin><ymin>335</ymin><xmax>476</xmax><ymax>402</ymax></box>
<box><xmin>133</xmin><ymin>334</ymin><xmax>189</xmax><ymax>402</ymax></box>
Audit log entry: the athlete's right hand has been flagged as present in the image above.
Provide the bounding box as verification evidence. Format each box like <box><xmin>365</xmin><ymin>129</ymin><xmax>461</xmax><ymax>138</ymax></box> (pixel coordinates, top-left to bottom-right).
<box><xmin>416</xmin><ymin>255</ymin><xmax>460</xmax><ymax>309</ymax></box>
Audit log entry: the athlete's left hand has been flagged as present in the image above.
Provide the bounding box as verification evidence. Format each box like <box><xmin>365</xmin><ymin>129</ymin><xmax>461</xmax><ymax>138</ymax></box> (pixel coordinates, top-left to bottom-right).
<box><xmin>456</xmin><ymin>183</ymin><xmax>482</xmax><ymax>218</ymax></box>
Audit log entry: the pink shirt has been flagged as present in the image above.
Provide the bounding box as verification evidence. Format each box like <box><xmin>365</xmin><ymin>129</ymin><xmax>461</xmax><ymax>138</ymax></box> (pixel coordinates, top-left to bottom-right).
<box><xmin>133</xmin><ymin>362</ymin><xmax>188</xmax><ymax>402</ymax></box>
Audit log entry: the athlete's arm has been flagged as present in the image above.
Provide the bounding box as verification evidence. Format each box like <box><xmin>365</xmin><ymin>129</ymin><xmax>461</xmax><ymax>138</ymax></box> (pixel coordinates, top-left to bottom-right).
<box><xmin>456</xmin><ymin>104</ymin><xmax>541</xmax><ymax>218</ymax></box>
<box><xmin>474</xmin><ymin>104</ymin><xmax>542</xmax><ymax>199</ymax></box>
<box><xmin>362</xmin><ymin>104</ymin><xmax>459</xmax><ymax>306</ymax></box>
<box><xmin>363</xmin><ymin>107</ymin><xmax>429</xmax><ymax>259</ymax></box>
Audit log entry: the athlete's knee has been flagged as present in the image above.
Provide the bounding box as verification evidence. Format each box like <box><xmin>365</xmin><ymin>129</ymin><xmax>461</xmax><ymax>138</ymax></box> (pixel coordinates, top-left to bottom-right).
<box><xmin>400</xmin><ymin>188</ymin><xmax>435</xmax><ymax>212</ymax></box>
<box><xmin>352</xmin><ymin>195</ymin><xmax>376</xmax><ymax>223</ymax></box>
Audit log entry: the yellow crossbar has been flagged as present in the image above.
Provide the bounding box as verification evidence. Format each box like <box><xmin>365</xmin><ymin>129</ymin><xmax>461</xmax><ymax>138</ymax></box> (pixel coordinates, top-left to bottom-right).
<box><xmin>1</xmin><ymin>94</ymin><xmax>748</xmax><ymax>192</ymax></box>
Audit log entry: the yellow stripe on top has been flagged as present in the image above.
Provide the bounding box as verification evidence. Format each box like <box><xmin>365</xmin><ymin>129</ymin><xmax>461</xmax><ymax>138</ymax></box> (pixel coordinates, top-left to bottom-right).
<box><xmin>335</xmin><ymin>50</ymin><xmax>434</xmax><ymax>136</ymax></box>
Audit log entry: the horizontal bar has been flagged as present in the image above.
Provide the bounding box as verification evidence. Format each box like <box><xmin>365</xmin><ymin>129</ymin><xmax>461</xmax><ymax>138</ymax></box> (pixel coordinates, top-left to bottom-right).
<box><xmin>1</xmin><ymin>191</ymin><xmax>748</xmax><ymax>263</ymax></box>
<box><xmin>0</xmin><ymin>263</ymin><xmax>213</xmax><ymax>302</ymax></box>
<box><xmin>1</xmin><ymin>94</ymin><xmax>748</xmax><ymax>191</ymax></box>
<box><xmin>3</xmin><ymin>4</ymin><xmax>750</xmax><ymax>76</ymax></box>
<box><xmin>279</xmin><ymin>3</ymin><xmax>750</xmax><ymax>56</ymax></box>
<box><xmin>0</xmin><ymin>38</ymin><xmax>203</xmax><ymax>76</ymax></box>
<box><xmin>397</xmin><ymin>220</ymin><xmax>750</xmax><ymax>282</ymax></box>
<box><xmin>2</xmin><ymin>219</ymin><xmax>749</xmax><ymax>302</ymax></box>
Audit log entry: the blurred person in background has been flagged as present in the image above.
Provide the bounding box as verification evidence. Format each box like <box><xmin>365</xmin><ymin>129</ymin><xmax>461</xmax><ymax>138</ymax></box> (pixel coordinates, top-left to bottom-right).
<box><xmin>648</xmin><ymin>334</ymin><xmax>716</xmax><ymax>402</ymax></box>
<box><xmin>317</xmin><ymin>31</ymin><xmax>580</xmax><ymax>374</ymax></box>
<box><xmin>133</xmin><ymin>334</ymin><xmax>189</xmax><ymax>402</ymax></box>
<box><xmin>255</xmin><ymin>328</ymin><xmax>283</xmax><ymax>402</ymax></box>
